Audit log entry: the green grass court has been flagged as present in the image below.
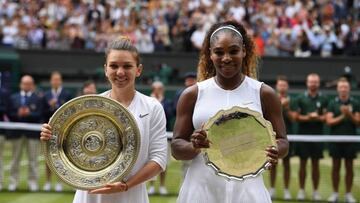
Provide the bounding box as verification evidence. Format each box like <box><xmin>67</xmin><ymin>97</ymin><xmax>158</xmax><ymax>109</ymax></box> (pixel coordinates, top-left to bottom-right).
<box><xmin>0</xmin><ymin>141</ymin><xmax>359</xmax><ymax>203</ymax></box>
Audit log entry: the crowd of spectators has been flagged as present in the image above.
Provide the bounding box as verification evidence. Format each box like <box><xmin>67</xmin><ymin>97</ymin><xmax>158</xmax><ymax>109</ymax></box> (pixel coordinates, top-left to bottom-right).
<box><xmin>1</xmin><ymin>0</ymin><xmax>360</xmax><ymax>57</ymax></box>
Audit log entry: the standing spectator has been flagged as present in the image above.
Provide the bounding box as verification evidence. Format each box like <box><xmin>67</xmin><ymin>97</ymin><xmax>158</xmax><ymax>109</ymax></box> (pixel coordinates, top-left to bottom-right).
<box><xmin>81</xmin><ymin>80</ymin><xmax>97</xmax><ymax>95</ymax></box>
<box><xmin>86</xmin><ymin>0</ymin><xmax>105</xmax><ymax>29</ymax></box>
<box><xmin>7</xmin><ymin>75</ymin><xmax>43</xmax><ymax>192</ymax></box>
<box><xmin>1</xmin><ymin>17</ymin><xmax>18</xmax><ymax>47</ymax></box>
<box><xmin>148</xmin><ymin>81</ymin><xmax>173</xmax><ymax>195</ymax></box>
<box><xmin>228</xmin><ymin>1</ymin><xmax>246</xmax><ymax>22</ymax></box>
<box><xmin>320</xmin><ymin>25</ymin><xmax>337</xmax><ymax>57</ymax></box>
<box><xmin>278</xmin><ymin>28</ymin><xmax>296</xmax><ymax>56</ymax></box>
<box><xmin>326</xmin><ymin>78</ymin><xmax>359</xmax><ymax>203</ymax></box>
<box><xmin>264</xmin><ymin>31</ymin><xmax>280</xmax><ymax>56</ymax></box>
<box><xmin>135</xmin><ymin>24</ymin><xmax>154</xmax><ymax>53</ymax></box>
<box><xmin>269</xmin><ymin>76</ymin><xmax>296</xmax><ymax>200</ymax></box>
<box><xmin>190</xmin><ymin>24</ymin><xmax>207</xmax><ymax>51</ymax></box>
<box><xmin>170</xmin><ymin>18</ymin><xmax>185</xmax><ymax>52</ymax></box>
<box><xmin>13</xmin><ymin>24</ymin><xmax>30</xmax><ymax>49</ymax></box>
<box><xmin>164</xmin><ymin>2</ymin><xmax>179</xmax><ymax>38</ymax></box>
<box><xmin>110</xmin><ymin>0</ymin><xmax>129</xmax><ymax>25</ymax></box>
<box><xmin>42</xmin><ymin>71</ymin><xmax>72</xmax><ymax>192</ymax></box>
<box><xmin>0</xmin><ymin>88</ymin><xmax>9</xmax><ymax>191</ymax></box>
<box><xmin>28</xmin><ymin>24</ymin><xmax>45</xmax><ymax>49</ymax></box>
<box><xmin>294</xmin><ymin>73</ymin><xmax>328</xmax><ymax>201</ymax></box>
<box><xmin>173</xmin><ymin>72</ymin><xmax>197</xmax><ymax>113</ymax></box>
<box><xmin>294</xmin><ymin>30</ymin><xmax>311</xmax><ymax>57</ymax></box>
<box><xmin>154</xmin><ymin>15</ymin><xmax>171</xmax><ymax>51</ymax></box>
<box><xmin>45</xmin><ymin>22</ymin><xmax>60</xmax><ymax>50</ymax></box>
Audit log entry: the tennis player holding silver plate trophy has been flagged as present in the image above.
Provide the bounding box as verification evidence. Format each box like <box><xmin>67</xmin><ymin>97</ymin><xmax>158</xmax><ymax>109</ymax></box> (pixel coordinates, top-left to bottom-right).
<box><xmin>171</xmin><ymin>21</ymin><xmax>289</xmax><ymax>203</ymax></box>
<box><xmin>203</xmin><ymin>106</ymin><xmax>277</xmax><ymax>181</ymax></box>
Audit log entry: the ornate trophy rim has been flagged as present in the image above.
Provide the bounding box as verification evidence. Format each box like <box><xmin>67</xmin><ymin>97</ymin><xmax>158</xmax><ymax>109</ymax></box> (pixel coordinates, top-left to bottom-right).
<box><xmin>203</xmin><ymin>106</ymin><xmax>277</xmax><ymax>181</ymax></box>
<box><xmin>42</xmin><ymin>95</ymin><xmax>141</xmax><ymax>190</ymax></box>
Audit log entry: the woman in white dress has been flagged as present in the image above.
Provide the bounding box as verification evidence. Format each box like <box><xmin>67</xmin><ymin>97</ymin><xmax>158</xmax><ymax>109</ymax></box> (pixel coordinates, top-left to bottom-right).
<box><xmin>171</xmin><ymin>21</ymin><xmax>289</xmax><ymax>203</ymax></box>
<box><xmin>40</xmin><ymin>37</ymin><xmax>168</xmax><ymax>203</ymax></box>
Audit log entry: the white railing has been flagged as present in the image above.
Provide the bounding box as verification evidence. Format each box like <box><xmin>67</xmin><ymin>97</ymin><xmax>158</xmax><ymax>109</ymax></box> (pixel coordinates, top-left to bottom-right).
<box><xmin>1</xmin><ymin>121</ymin><xmax>360</xmax><ymax>142</ymax></box>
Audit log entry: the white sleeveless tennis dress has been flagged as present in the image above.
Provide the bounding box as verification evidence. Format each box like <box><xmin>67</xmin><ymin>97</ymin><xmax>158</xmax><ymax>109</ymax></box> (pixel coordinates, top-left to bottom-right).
<box><xmin>73</xmin><ymin>91</ymin><xmax>168</xmax><ymax>203</ymax></box>
<box><xmin>177</xmin><ymin>76</ymin><xmax>272</xmax><ymax>203</ymax></box>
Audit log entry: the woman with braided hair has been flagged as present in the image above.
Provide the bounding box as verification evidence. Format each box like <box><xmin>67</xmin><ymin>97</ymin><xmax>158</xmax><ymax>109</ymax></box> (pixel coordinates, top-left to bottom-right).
<box><xmin>171</xmin><ymin>21</ymin><xmax>289</xmax><ymax>202</ymax></box>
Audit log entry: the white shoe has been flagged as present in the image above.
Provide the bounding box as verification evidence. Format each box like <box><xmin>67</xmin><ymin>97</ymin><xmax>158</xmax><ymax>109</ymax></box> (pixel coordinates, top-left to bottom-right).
<box><xmin>268</xmin><ymin>187</ymin><xmax>275</xmax><ymax>199</ymax></box>
<box><xmin>297</xmin><ymin>189</ymin><xmax>305</xmax><ymax>200</ymax></box>
<box><xmin>159</xmin><ymin>186</ymin><xmax>168</xmax><ymax>195</ymax></box>
<box><xmin>28</xmin><ymin>181</ymin><xmax>38</xmax><ymax>192</ymax></box>
<box><xmin>43</xmin><ymin>182</ymin><xmax>51</xmax><ymax>191</ymax></box>
<box><xmin>8</xmin><ymin>183</ymin><xmax>17</xmax><ymax>191</ymax></box>
<box><xmin>284</xmin><ymin>189</ymin><xmax>292</xmax><ymax>200</ymax></box>
<box><xmin>345</xmin><ymin>193</ymin><xmax>356</xmax><ymax>203</ymax></box>
<box><xmin>55</xmin><ymin>183</ymin><xmax>63</xmax><ymax>192</ymax></box>
<box><xmin>312</xmin><ymin>191</ymin><xmax>321</xmax><ymax>201</ymax></box>
<box><xmin>327</xmin><ymin>192</ymin><xmax>339</xmax><ymax>203</ymax></box>
<box><xmin>147</xmin><ymin>186</ymin><xmax>155</xmax><ymax>195</ymax></box>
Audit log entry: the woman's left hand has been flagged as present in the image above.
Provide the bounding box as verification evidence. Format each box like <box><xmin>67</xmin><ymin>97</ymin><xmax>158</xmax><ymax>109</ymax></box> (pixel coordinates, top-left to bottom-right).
<box><xmin>265</xmin><ymin>146</ymin><xmax>279</xmax><ymax>169</ymax></box>
<box><xmin>89</xmin><ymin>182</ymin><xmax>128</xmax><ymax>194</ymax></box>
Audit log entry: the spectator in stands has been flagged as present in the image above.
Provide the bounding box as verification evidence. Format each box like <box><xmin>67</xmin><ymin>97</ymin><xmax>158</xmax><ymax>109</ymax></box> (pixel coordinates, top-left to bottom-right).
<box><xmin>42</xmin><ymin>71</ymin><xmax>72</xmax><ymax>192</ymax></box>
<box><xmin>173</xmin><ymin>72</ymin><xmax>197</xmax><ymax>114</ymax></box>
<box><xmin>0</xmin><ymin>0</ymin><xmax>359</xmax><ymax>57</ymax></box>
<box><xmin>326</xmin><ymin>77</ymin><xmax>360</xmax><ymax>203</ymax></box>
<box><xmin>264</xmin><ymin>31</ymin><xmax>280</xmax><ymax>56</ymax></box>
<box><xmin>7</xmin><ymin>75</ymin><xmax>43</xmax><ymax>192</ymax></box>
<box><xmin>0</xmin><ymin>88</ymin><xmax>9</xmax><ymax>191</ymax></box>
<box><xmin>1</xmin><ymin>17</ymin><xmax>18</xmax><ymax>47</ymax></box>
<box><xmin>171</xmin><ymin>21</ymin><xmax>288</xmax><ymax>202</ymax></box>
<box><xmin>13</xmin><ymin>24</ymin><xmax>30</xmax><ymax>49</ymax></box>
<box><xmin>278</xmin><ymin>28</ymin><xmax>296</xmax><ymax>56</ymax></box>
<box><xmin>170</xmin><ymin>18</ymin><xmax>185</xmax><ymax>52</ymax></box>
<box><xmin>28</xmin><ymin>24</ymin><xmax>45</xmax><ymax>49</ymax></box>
<box><xmin>294</xmin><ymin>73</ymin><xmax>328</xmax><ymax>201</ymax></box>
<box><xmin>191</xmin><ymin>24</ymin><xmax>207</xmax><ymax>51</ymax></box>
<box><xmin>148</xmin><ymin>81</ymin><xmax>173</xmax><ymax>195</ymax></box>
<box><xmin>294</xmin><ymin>30</ymin><xmax>311</xmax><ymax>57</ymax></box>
<box><xmin>269</xmin><ymin>76</ymin><xmax>296</xmax><ymax>200</ymax></box>
<box><xmin>320</xmin><ymin>25</ymin><xmax>338</xmax><ymax>57</ymax></box>
<box><xmin>154</xmin><ymin>15</ymin><xmax>171</xmax><ymax>51</ymax></box>
<box><xmin>41</xmin><ymin>37</ymin><xmax>168</xmax><ymax>202</ymax></box>
<box><xmin>81</xmin><ymin>80</ymin><xmax>97</xmax><ymax>95</ymax></box>
<box><xmin>135</xmin><ymin>24</ymin><xmax>154</xmax><ymax>53</ymax></box>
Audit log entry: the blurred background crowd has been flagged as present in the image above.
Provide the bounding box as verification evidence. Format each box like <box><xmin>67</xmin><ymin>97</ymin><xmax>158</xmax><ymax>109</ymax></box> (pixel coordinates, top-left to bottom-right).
<box><xmin>1</xmin><ymin>0</ymin><xmax>360</xmax><ymax>57</ymax></box>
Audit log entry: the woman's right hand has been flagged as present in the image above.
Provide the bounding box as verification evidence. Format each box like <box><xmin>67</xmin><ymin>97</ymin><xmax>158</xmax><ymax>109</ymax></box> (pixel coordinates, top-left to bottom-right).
<box><xmin>40</xmin><ymin>123</ymin><xmax>52</xmax><ymax>141</ymax></box>
<box><xmin>190</xmin><ymin>128</ymin><xmax>210</xmax><ymax>149</ymax></box>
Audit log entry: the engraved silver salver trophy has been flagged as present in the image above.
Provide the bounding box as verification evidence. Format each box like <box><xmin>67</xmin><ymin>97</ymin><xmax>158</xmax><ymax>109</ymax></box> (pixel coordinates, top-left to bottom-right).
<box><xmin>42</xmin><ymin>95</ymin><xmax>140</xmax><ymax>190</ymax></box>
<box><xmin>203</xmin><ymin>106</ymin><xmax>277</xmax><ymax>181</ymax></box>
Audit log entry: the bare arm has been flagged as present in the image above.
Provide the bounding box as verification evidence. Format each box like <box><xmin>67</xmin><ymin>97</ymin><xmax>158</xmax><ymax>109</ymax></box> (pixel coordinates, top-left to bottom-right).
<box><xmin>89</xmin><ymin>161</ymin><xmax>162</xmax><ymax>194</ymax></box>
<box><xmin>171</xmin><ymin>85</ymin><xmax>201</xmax><ymax>160</ymax></box>
<box><xmin>325</xmin><ymin>112</ymin><xmax>345</xmax><ymax>126</ymax></box>
<box><xmin>347</xmin><ymin>111</ymin><xmax>360</xmax><ymax>125</ymax></box>
<box><xmin>261</xmin><ymin>84</ymin><xmax>289</xmax><ymax>159</ymax></box>
<box><xmin>296</xmin><ymin>113</ymin><xmax>312</xmax><ymax>122</ymax></box>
